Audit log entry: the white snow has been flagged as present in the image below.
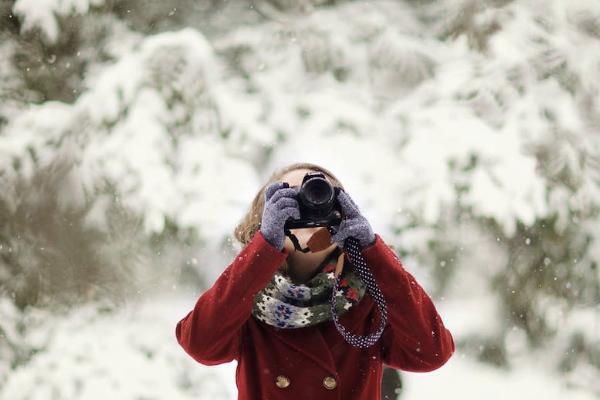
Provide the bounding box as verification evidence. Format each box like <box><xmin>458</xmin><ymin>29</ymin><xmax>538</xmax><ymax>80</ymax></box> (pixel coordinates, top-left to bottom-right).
<box><xmin>2</xmin><ymin>0</ymin><xmax>599</xmax><ymax>398</ymax></box>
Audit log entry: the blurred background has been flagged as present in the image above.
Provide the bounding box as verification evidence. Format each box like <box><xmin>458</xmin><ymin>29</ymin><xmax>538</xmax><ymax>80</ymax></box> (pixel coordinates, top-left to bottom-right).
<box><xmin>1</xmin><ymin>0</ymin><xmax>599</xmax><ymax>399</ymax></box>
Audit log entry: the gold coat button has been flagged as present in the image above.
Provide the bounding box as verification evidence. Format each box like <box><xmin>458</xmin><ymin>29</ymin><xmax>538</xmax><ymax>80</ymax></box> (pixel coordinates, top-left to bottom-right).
<box><xmin>323</xmin><ymin>376</ymin><xmax>337</xmax><ymax>390</ymax></box>
<box><xmin>275</xmin><ymin>375</ymin><xmax>290</xmax><ymax>389</ymax></box>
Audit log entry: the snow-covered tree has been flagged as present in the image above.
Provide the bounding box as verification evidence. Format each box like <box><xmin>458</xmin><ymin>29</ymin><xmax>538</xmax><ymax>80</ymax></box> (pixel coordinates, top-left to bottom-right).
<box><xmin>1</xmin><ymin>0</ymin><xmax>599</xmax><ymax>397</ymax></box>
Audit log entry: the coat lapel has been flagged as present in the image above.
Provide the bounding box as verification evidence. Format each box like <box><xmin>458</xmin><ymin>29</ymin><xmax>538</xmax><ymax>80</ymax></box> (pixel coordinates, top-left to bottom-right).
<box><xmin>269</xmin><ymin>323</ymin><xmax>337</xmax><ymax>374</ymax></box>
<box><xmin>267</xmin><ymin>292</ymin><xmax>375</xmax><ymax>373</ymax></box>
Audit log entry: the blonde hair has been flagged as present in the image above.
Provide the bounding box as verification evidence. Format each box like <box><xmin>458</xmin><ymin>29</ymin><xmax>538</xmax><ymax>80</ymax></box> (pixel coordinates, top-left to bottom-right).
<box><xmin>233</xmin><ymin>162</ymin><xmax>345</xmax><ymax>273</ymax></box>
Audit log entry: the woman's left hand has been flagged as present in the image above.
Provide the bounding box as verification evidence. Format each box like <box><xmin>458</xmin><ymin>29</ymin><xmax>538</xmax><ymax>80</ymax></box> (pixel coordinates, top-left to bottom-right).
<box><xmin>331</xmin><ymin>189</ymin><xmax>376</xmax><ymax>249</ymax></box>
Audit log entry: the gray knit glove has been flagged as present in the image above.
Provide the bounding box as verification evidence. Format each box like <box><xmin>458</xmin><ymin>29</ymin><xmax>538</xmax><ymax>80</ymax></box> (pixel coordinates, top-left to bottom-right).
<box><xmin>259</xmin><ymin>181</ymin><xmax>301</xmax><ymax>251</ymax></box>
<box><xmin>331</xmin><ymin>189</ymin><xmax>376</xmax><ymax>249</ymax></box>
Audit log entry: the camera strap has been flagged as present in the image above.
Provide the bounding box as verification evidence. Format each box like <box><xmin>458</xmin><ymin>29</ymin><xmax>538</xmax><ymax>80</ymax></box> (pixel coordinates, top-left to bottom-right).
<box><xmin>329</xmin><ymin>236</ymin><xmax>388</xmax><ymax>348</ymax></box>
<box><xmin>283</xmin><ymin>227</ymin><xmax>312</xmax><ymax>253</ymax></box>
<box><xmin>283</xmin><ymin>226</ymin><xmax>388</xmax><ymax>347</ymax></box>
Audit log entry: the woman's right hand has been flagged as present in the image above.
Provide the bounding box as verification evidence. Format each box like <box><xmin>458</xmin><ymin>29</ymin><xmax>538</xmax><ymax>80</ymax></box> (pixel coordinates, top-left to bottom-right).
<box><xmin>259</xmin><ymin>181</ymin><xmax>301</xmax><ymax>251</ymax></box>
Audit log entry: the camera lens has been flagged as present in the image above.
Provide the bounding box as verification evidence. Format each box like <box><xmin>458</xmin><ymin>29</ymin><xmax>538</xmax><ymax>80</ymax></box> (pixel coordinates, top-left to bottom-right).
<box><xmin>303</xmin><ymin>177</ymin><xmax>333</xmax><ymax>206</ymax></box>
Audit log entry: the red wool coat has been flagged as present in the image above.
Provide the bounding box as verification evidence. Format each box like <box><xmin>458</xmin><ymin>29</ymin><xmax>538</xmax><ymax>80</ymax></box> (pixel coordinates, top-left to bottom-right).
<box><xmin>175</xmin><ymin>230</ymin><xmax>455</xmax><ymax>400</ymax></box>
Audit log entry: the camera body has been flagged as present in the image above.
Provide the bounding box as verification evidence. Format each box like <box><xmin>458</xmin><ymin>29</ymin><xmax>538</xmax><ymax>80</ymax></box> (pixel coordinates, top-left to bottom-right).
<box><xmin>283</xmin><ymin>171</ymin><xmax>343</xmax><ymax>231</ymax></box>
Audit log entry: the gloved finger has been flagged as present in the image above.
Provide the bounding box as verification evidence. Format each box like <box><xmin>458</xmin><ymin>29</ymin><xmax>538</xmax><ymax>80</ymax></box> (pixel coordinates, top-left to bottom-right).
<box><xmin>345</xmin><ymin>223</ymin><xmax>364</xmax><ymax>236</ymax></box>
<box><xmin>331</xmin><ymin>227</ymin><xmax>349</xmax><ymax>244</ymax></box>
<box><xmin>268</xmin><ymin>187</ymin><xmax>299</xmax><ymax>204</ymax></box>
<box><xmin>273</xmin><ymin>197</ymin><xmax>299</xmax><ymax>211</ymax></box>
<box><xmin>337</xmin><ymin>190</ymin><xmax>360</xmax><ymax>219</ymax></box>
<box><xmin>332</xmin><ymin>217</ymin><xmax>350</xmax><ymax>233</ymax></box>
<box><xmin>331</xmin><ymin>234</ymin><xmax>348</xmax><ymax>247</ymax></box>
<box><xmin>280</xmin><ymin>206</ymin><xmax>301</xmax><ymax>221</ymax></box>
<box><xmin>265</xmin><ymin>181</ymin><xmax>288</xmax><ymax>202</ymax></box>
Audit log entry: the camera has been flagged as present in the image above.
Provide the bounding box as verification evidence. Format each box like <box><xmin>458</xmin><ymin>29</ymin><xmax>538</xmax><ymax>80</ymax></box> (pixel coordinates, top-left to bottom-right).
<box><xmin>283</xmin><ymin>171</ymin><xmax>343</xmax><ymax>231</ymax></box>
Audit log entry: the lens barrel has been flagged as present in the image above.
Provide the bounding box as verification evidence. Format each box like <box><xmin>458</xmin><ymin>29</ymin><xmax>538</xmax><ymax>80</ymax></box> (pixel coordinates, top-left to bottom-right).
<box><xmin>299</xmin><ymin>172</ymin><xmax>335</xmax><ymax>215</ymax></box>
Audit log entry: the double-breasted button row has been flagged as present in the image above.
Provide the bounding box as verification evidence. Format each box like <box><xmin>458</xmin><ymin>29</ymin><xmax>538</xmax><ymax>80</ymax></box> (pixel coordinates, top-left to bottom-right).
<box><xmin>274</xmin><ymin>375</ymin><xmax>337</xmax><ymax>390</ymax></box>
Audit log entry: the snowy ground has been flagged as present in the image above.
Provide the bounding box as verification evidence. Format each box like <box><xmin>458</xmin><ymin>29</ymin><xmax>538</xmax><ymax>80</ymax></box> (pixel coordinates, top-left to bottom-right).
<box><xmin>0</xmin><ymin>289</ymin><xmax>595</xmax><ymax>400</ymax></box>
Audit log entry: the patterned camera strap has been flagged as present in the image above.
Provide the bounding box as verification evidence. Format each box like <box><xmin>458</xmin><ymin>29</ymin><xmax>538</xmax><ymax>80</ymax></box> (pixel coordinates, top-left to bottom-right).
<box><xmin>329</xmin><ymin>236</ymin><xmax>388</xmax><ymax>348</ymax></box>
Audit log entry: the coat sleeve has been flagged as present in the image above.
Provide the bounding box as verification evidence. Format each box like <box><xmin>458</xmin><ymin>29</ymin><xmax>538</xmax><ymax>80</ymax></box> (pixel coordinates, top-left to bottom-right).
<box><xmin>357</xmin><ymin>233</ymin><xmax>455</xmax><ymax>372</ymax></box>
<box><xmin>175</xmin><ymin>230</ymin><xmax>289</xmax><ymax>365</ymax></box>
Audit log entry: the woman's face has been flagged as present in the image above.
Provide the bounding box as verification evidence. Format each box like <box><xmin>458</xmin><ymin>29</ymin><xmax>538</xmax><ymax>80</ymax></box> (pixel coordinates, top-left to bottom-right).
<box><xmin>278</xmin><ymin>169</ymin><xmax>337</xmax><ymax>253</ymax></box>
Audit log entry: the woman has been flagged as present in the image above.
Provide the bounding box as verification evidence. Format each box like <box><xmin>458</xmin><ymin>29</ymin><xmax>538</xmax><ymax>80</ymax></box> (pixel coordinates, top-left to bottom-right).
<box><xmin>175</xmin><ymin>162</ymin><xmax>455</xmax><ymax>399</ymax></box>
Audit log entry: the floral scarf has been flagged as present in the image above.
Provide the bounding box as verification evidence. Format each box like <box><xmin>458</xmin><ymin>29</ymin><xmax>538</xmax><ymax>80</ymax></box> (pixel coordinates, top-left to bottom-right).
<box><xmin>251</xmin><ymin>247</ymin><xmax>367</xmax><ymax>329</ymax></box>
